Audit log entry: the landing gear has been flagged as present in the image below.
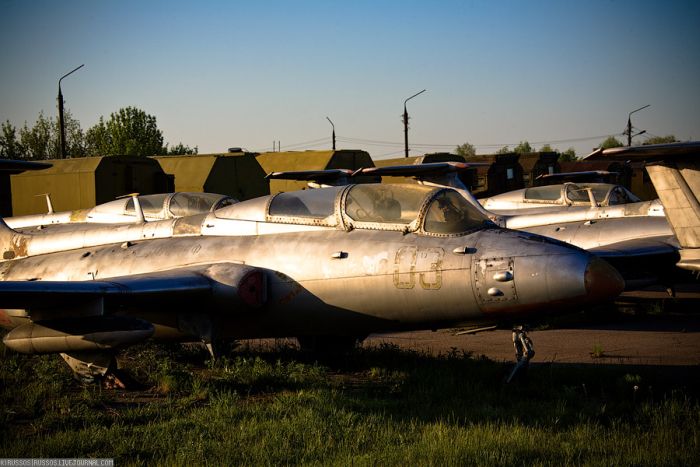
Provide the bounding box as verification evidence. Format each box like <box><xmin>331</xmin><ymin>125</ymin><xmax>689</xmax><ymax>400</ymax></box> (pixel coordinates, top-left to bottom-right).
<box><xmin>505</xmin><ymin>325</ymin><xmax>535</xmax><ymax>384</ymax></box>
<box><xmin>60</xmin><ymin>351</ymin><xmax>128</xmax><ymax>388</ymax></box>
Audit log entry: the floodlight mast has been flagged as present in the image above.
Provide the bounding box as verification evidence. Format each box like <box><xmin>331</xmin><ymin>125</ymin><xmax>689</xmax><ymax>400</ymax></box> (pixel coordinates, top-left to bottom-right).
<box><xmin>403</xmin><ymin>89</ymin><xmax>426</xmax><ymax>157</ymax></box>
<box><xmin>57</xmin><ymin>64</ymin><xmax>84</xmax><ymax>159</ymax></box>
<box><xmin>624</xmin><ymin>104</ymin><xmax>650</xmax><ymax>146</ymax></box>
<box><xmin>326</xmin><ymin>117</ymin><xmax>336</xmax><ymax>150</ymax></box>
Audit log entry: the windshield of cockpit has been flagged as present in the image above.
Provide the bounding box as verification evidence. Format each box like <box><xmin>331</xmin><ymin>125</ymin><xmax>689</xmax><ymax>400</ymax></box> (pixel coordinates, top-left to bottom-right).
<box><xmin>345</xmin><ymin>184</ymin><xmax>431</xmax><ymax>224</ymax></box>
<box><xmin>125</xmin><ymin>194</ymin><xmax>169</xmax><ymax>217</ymax></box>
<box><xmin>565</xmin><ymin>183</ymin><xmax>622</xmax><ymax>205</ymax></box>
<box><xmin>169</xmin><ymin>193</ymin><xmax>234</xmax><ymax>217</ymax></box>
<box><xmin>523</xmin><ymin>185</ymin><xmax>563</xmax><ymax>202</ymax></box>
<box><xmin>268</xmin><ymin>186</ymin><xmax>344</xmax><ymax>222</ymax></box>
<box><xmin>424</xmin><ymin>190</ymin><xmax>490</xmax><ymax>234</ymax></box>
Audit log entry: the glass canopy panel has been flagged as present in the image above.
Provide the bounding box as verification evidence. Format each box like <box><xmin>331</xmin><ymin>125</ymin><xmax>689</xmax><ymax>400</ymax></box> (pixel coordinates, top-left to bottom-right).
<box><xmin>169</xmin><ymin>192</ymin><xmax>227</xmax><ymax>217</ymax></box>
<box><xmin>566</xmin><ymin>183</ymin><xmax>611</xmax><ymax>204</ymax></box>
<box><xmin>345</xmin><ymin>184</ymin><xmax>432</xmax><ymax>224</ymax></box>
<box><xmin>125</xmin><ymin>194</ymin><xmax>169</xmax><ymax>216</ymax></box>
<box><xmin>523</xmin><ymin>185</ymin><xmax>562</xmax><ymax>201</ymax></box>
<box><xmin>424</xmin><ymin>190</ymin><xmax>490</xmax><ymax>234</ymax></box>
<box><xmin>268</xmin><ymin>186</ymin><xmax>344</xmax><ymax>219</ymax></box>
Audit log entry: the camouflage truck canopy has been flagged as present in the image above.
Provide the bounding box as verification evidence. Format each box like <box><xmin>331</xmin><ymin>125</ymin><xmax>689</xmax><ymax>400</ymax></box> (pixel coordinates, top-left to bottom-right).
<box><xmin>11</xmin><ymin>156</ymin><xmax>169</xmax><ymax>216</ymax></box>
<box><xmin>257</xmin><ymin>150</ymin><xmax>374</xmax><ymax>193</ymax></box>
<box><xmin>154</xmin><ymin>152</ymin><xmax>268</xmax><ymax>202</ymax></box>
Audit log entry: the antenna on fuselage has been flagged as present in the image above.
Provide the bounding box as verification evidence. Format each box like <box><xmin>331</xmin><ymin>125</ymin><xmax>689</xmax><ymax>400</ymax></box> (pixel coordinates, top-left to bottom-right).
<box><xmin>35</xmin><ymin>193</ymin><xmax>55</xmax><ymax>214</ymax></box>
<box><xmin>117</xmin><ymin>193</ymin><xmax>146</xmax><ymax>223</ymax></box>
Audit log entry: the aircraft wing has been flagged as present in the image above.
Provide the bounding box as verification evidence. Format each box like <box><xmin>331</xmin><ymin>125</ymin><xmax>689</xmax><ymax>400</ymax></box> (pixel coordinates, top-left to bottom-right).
<box><xmin>0</xmin><ymin>263</ymin><xmax>266</xmax><ymax>356</ymax></box>
<box><xmin>588</xmin><ymin>236</ymin><xmax>678</xmax><ymax>257</ymax></box>
<box><xmin>0</xmin><ymin>263</ymin><xmax>266</xmax><ymax>311</ymax></box>
<box><xmin>266</xmin><ymin>169</ymin><xmax>354</xmax><ymax>181</ymax></box>
<box><xmin>359</xmin><ymin>161</ymin><xmax>487</xmax><ymax>177</ymax></box>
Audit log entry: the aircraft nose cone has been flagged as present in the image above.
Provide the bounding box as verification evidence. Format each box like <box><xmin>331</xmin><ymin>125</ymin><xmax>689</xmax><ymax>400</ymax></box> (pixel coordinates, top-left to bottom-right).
<box><xmin>584</xmin><ymin>257</ymin><xmax>624</xmax><ymax>302</ymax></box>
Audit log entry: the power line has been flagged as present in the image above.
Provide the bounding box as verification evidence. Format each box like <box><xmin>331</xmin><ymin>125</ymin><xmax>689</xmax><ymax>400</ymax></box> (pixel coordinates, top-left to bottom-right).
<box><xmin>338</xmin><ymin>133</ymin><xmax>620</xmax><ymax>150</ymax></box>
<box><xmin>254</xmin><ymin>132</ymin><xmax>623</xmax><ymax>154</ymax></box>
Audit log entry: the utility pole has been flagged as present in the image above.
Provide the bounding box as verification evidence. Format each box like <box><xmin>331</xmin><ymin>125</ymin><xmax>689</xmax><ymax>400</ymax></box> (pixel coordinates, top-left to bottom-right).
<box><xmin>403</xmin><ymin>89</ymin><xmax>426</xmax><ymax>157</ymax></box>
<box><xmin>326</xmin><ymin>117</ymin><xmax>336</xmax><ymax>150</ymax></box>
<box><xmin>57</xmin><ymin>64</ymin><xmax>84</xmax><ymax>159</ymax></box>
<box><xmin>623</xmin><ymin>104</ymin><xmax>650</xmax><ymax>146</ymax></box>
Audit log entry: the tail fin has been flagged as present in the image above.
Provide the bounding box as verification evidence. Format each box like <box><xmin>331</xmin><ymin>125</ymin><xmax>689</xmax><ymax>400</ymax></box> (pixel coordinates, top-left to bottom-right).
<box><xmin>646</xmin><ymin>161</ymin><xmax>700</xmax><ymax>270</ymax></box>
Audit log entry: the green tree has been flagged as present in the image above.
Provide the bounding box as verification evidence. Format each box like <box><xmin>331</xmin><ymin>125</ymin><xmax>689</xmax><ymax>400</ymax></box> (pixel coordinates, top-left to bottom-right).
<box><xmin>643</xmin><ymin>135</ymin><xmax>678</xmax><ymax>145</ymax></box>
<box><xmin>61</xmin><ymin>110</ymin><xmax>87</xmax><ymax>157</ymax></box>
<box><xmin>539</xmin><ymin>143</ymin><xmax>554</xmax><ymax>153</ymax></box>
<box><xmin>10</xmin><ymin>110</ymin><xmax>85</xmax><ymax>160</ymax></box>
<box><xmin>455</xmin><ymin>142</ymin><xmax>476</xmax><ymax>158</ymax></box>
<box><xmin>85</xmin><ymin>116</ymin><xmax>110</xmax><ymax>156</ymax></box>
<box><xmin>495</xmin><ymin>146</ymin><xmax>511</xmax><ymax>154</ymax></box>
<box><xmin>86</xmin><ymin>106</ymin><xmax>164</xmax><ymax>156</ymax></box>
<box><xmin>559</xmin><ymin>147</ymin><xmax>577</xmax><ymax>162</ymax></box>
<box><xmin>0</xmin><ymin>120</ymin><xmax>25</xmax><ymax>159</ymax></box>
<box><xmin>513</xmin><ymin>141</ymin><xmax>533</xmax><ymax>154</ymax></box>
<box><xmin>19</xmin><ymin>112</ymin><xmax>55</xmax><ymax>159</ymax></box>
<box><xmin>599</xmin><ymin>136</ymin><xmax>623</xmax><ymax>149</ymax></box>
<box><xmin>164</xmin><ymin>142</ymin><xmax>198</xmax><ymax>155</ymax></box>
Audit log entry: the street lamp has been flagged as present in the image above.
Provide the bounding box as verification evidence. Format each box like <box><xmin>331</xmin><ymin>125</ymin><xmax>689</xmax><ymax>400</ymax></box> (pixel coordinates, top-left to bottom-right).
<box><xmin>624</xmin><ymin>104</ymin><xmax>650</xmax><ymax>146</ymax></box>
<box><xmin>403</xmin><ymin>89</ymin><xmax>426</xmax><ymax>157</ymax></box>
<box><xmin>57</xmin><ymin>64</ymin><xmax>84</xmax><ymax>159</ymax></box>
<box><xmin>326</xmin><ymin>116</ymin><xmax>336</xmax><ymax>150</ymax></box>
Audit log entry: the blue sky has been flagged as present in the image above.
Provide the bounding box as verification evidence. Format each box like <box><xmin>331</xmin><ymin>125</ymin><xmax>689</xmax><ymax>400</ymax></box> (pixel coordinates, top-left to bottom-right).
<box><xmin>1</xmin><ymin>0</ymin><xmax>699</xmax><ymax>158</ymax></box>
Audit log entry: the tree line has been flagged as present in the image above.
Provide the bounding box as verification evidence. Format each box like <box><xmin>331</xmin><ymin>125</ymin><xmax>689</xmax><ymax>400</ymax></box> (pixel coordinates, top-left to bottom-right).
<box><xmin>0</xmin><ymin>106</ymin><xmax>197</xmax><ymax>160</ymax></box>
<box><xmin>455</xmin><ymin>135</ymin><xmax>679</xmax><ymax>162</ymax></box>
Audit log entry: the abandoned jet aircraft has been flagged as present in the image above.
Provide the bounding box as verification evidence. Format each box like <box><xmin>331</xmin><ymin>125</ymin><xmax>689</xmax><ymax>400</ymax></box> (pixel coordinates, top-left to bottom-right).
<box><xmin>269</xmin><ymin>163</ymin><xmax>678</xmax><ymax>287</ymax></box>
<box><xmin>0</xmin><ymin>183</ymin><xmax>623</xmax><ymax>382</ymax></box>
<box><xmin>6</xmin><ymin>192</ymin><xmax>236</xmax><ymax>230</ymax></box>
<box><xmin>585</xmin><ymin>141</ymin><xmax>700</xmax><ymax>272</ymax></box>
<box><xmin>479</xmin><ymin>181</ymin><xmax>660</xmax><ymax>215</ymax></box>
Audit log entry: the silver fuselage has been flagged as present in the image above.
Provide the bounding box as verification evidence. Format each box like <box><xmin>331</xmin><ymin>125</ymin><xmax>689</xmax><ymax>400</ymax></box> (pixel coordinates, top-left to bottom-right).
<box><xmin>0</xmin><ymin>226</ymin><xmax>607</xmax><ymax>340</ymax></box>
<box><xmin>3</xmin><ymin>184</ymin><xmax>626</xmax><ymax>341</ymax></box>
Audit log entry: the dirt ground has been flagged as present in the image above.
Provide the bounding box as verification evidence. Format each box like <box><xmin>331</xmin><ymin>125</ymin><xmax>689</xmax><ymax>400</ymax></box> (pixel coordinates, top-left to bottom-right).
<box><xmin>363</xmin><ymin>313</ymin><xmax>700</xmax><ymax>366</ymax></box>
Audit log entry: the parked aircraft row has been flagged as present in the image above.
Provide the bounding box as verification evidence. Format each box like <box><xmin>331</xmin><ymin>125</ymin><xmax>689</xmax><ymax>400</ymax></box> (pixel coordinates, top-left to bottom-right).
<box><xmin>0</xmin><ymin>141</ymin><xmax>697</xmax><ymax>385</ymax></box>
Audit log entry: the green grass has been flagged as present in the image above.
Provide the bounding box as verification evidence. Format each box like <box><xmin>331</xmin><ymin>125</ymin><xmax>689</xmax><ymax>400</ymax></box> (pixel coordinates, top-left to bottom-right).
<box><xmin>1</xmin><ymin>340</ymin><xmax>699</xmax><ymax>466</ymax></box>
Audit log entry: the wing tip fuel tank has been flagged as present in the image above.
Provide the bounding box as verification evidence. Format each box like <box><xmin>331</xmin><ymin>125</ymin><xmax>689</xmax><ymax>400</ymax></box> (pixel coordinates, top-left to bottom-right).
<box><xmin>2</xmin><ymin>316</ymin><xmax>155</xmax><ymax>354</ymax></box>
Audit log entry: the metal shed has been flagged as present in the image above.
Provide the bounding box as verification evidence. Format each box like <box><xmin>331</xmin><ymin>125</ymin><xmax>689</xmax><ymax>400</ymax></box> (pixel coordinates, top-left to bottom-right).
<box><xmin>154</xmin><ymin>152</ymin><xmax>269</xmax><ymax>201</ymax></box>
<box><xmin>519</xmin><ymin>152</ymin><xmax>561</xmax><ymax>186</ymax></box>
<box><xmin>467</xmin><ymin>153</ymin><xmax>524</xmax><ymax>198</ymax></box>
<box><xmin>256</xmin><ymin>149</ymin><xmax>374</xmax><ymax>193</ymax></box>
<box><xmin>0</xmin><ymin>159</ymin><xmax>52</xmax><ymax>217</ymax></box>
<box><xmin>11</xmin><ymin>156</ymin><xmax>170</xmax><ymax>216</ymax></box>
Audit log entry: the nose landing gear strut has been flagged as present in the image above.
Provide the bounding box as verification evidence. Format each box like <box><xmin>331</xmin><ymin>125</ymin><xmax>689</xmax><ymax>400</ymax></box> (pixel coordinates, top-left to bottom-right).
<box><xmin>506</xmin><ymin>325</ymin><xmax>535</xmax><ymax>384</ymax></box>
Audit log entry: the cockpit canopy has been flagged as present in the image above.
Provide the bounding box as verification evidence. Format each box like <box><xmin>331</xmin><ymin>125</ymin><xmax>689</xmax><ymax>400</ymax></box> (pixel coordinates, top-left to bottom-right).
<box><xmin>526</xmin><ymin>183</ymin><xmax>640</xmax><ymax>206</ymax></box>
<box><xmin>218</xmin><ymin>183</ymin><xmax>491</xmax><ymax>235</ymax></box>
<box><xmin>91</xmin><ymin>192</ymin><xmax>236</xmax><ymax>221</ymax></box>
<box><xmin>483</xmin><ymin>182</ymin><xmax>640</xmax><ymax>210</ymax></box>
